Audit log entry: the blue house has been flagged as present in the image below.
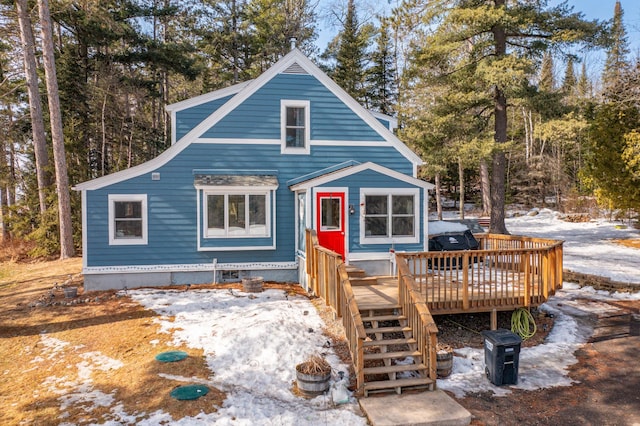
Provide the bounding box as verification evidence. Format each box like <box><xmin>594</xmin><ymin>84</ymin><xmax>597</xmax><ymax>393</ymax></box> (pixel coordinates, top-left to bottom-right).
<box><xmin>74</xmin><ymin>49</ymin><xmax>434</xmax><ymax>291</ymax></box>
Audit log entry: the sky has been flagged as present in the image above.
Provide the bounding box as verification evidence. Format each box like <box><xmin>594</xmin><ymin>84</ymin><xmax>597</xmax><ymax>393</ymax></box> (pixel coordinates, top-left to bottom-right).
<box><xmin>35</xmin><ymin>208</ymin><xmax>640</xmax><ymax>424</ymax></box>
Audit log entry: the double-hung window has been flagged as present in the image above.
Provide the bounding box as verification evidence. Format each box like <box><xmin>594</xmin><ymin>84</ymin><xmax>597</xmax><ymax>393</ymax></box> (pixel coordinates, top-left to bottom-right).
<box><xmin>205</xmin><ymin>192</ymin><xmax>269</xmax><ymax>237</ymax></box>
<box><xmin>360</xmin><ymin>189</ymin><xmax>419</xmax><ymax>244</ymax></box>
<box><xmin>108</xmin><ymin>194</ymin><xmax>148</xmax><ymax>245</ymax></box>
<box><xmin>281</xmin><ymin>100</ymin><xmax>310</xmax><ymax>154</ymax></box>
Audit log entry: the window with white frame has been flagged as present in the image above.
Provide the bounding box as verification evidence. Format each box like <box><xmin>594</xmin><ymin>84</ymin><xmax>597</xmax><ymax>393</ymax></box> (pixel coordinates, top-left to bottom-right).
<box><xmin>108</xmin><ymin>194</ymin><xmax>148</xmax><ymax>245</ymax></box>
<box><xmin>361</xmin><ymin>189</ymin><xmax>419</xmax><ymax>244</ymax></box>
<box><xmin>281</xmin><ymin>100</ymin><xmax>310</xmax><ymax>154</ymax></box>
<box><xmin>205</xmin><ymin>191</ymin><xmax>270</xmax><ymax>238</ymax></box>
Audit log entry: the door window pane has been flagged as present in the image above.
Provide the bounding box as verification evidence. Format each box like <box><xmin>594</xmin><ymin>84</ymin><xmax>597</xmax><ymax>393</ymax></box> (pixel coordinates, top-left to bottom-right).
<box><xmin>321</xmin><ymin>197</ymin><xmax>341</xmax><ymax>230</ymax></box>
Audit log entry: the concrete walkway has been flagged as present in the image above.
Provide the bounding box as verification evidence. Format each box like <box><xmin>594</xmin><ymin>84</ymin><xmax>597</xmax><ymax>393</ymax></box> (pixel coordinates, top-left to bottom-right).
<box><xmin>359</xmin><ymin>390</ymin><xmax>471</xmax><ymax>426</ymax></box>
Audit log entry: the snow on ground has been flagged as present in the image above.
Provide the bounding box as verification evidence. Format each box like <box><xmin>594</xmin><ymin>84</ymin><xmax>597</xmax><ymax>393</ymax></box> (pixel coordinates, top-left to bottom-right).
<box><xmin>122</xmin><ymin>288</ymin><xmax>367</xmax><ymax>425</ymax></box>
<box><xmin>505</xmin><ymin>208</ymin><xmax>640</xmax><ymax>285</ymax></box>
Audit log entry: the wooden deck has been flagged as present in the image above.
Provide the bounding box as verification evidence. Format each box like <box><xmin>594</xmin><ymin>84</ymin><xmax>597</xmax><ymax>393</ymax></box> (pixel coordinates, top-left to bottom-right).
<box><xmin>353</xmin><ymin>273</ymin><xmax>547</xmax><ymax>316</ymax></box>
<box><xmin>304</xmin><ymin>229</ymin><xmax>563</xmax><ymax>397</ymax></box>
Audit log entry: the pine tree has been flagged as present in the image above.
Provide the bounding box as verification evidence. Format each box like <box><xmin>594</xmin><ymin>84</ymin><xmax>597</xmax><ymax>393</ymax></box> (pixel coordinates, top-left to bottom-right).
<box><xmin>585</xmin><ymin>2</ymin><xmax>640</xmax><ymax>212</ymax></box>
<box><xmin>247</xmin><ymin>0</ymin><xmax>318</xmax><ymax>72</ymax></box>
<box><xmin>367</xmin><ymin>19</ymin><xmax>397</xmax><ymax>115</ymax></box>
<box><xmin>400</xmin><ymin>0</ymin><xmax>602</xmax><ymax>233</ymax></box>
<box><xmin>539</xmin><ymin>52</ymin><xmax>555</xmax><ymax>93</ymax></box>
<box><xmin>333</xmin><ymin>0</ymin><xmax>370</xmax><ymax>103</ymax></box>
<box><xmin>601</xmin><ymin>1</ymin><xmax>630</xmax><ymax>100</ymax></box>
<box><xmin>15</xmin><ymin>0</ymin><xmax>50</xmax><ymax>216</ymax></box>
<box><xmin>561</xmin><ymin>57</ymin><xmax>577</xmax><ymax>95</ymax></box>
<box><xmin>38</xmin><ymin>0</ymin><xmax>75</xmax><ymax>258</ymax></box>
<box><xmin>576</xmin><ymin>62</ymin><xmax>591</xmax><ymax>99</ymax></box>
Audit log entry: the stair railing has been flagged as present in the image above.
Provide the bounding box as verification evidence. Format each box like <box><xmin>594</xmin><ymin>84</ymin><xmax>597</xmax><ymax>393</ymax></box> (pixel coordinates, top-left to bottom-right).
<box><xmin>305</xmin><ymin>229</ymin><xmax>367</xmax><ymax>394</ymax></box>
<box><xmin>397</xmin><ymin>257</ymin><xmax>439</xmax><ymax>384</ymax></box>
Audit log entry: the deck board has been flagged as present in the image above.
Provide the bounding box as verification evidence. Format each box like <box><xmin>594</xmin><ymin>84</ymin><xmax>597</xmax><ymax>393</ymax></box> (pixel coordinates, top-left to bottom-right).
<box><xmin>352</xmin><ymin>279</ymin><xmax>398</xmax><ymax>308</ymax></box>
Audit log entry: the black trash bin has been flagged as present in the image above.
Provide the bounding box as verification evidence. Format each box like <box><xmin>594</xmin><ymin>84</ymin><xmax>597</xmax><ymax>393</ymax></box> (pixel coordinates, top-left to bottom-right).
<box><xmin>482</xmin><ymin>328</ymin><xmax>522</xmax><ymax>386</ymax></box>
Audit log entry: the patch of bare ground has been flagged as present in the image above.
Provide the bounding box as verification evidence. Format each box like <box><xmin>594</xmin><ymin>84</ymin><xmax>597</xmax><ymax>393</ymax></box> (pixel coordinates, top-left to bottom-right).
<box><xmin>434</xmin><ymin>308</ymin><xmax>554</xmax><ymax>350</ymax></box>
<box><xmin>0</xmin><ymin>252</ymin><xmax>348</xmax><ymax>424</ymax></box>
<box><xmin>613</xmin><ymin>237</ymin><xmax>640</xmax><ymax>249</ymax></box>
<box><xmin>458</xmin><ymin>299</ymin><xmax>640</xmax><ymax>426</ymax></box>
<box><xmin>0</xmin><ymin>256</ymin><xmax>225</xmax><ymax>425</ymax></box>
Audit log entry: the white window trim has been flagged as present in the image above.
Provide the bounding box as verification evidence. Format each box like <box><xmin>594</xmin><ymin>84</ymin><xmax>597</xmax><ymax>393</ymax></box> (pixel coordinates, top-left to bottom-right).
<box><xmin>203</xmin><ymin>188</ymin><xmax>272</xmax><ymax>239</ymax></box>
<box><xmin>359</xmin><ymin>188</ymin><xmax>420</xmax><ymax>244</ymax></box>
<box><xmin>281</xmin><ymin>100</ymin><xmax>311</xmax><ymax>155</ymax></box>
<box><xmin>108</xmin><ymin>194</ymin><xmax>148</xmax><ymax>246</ymax></box>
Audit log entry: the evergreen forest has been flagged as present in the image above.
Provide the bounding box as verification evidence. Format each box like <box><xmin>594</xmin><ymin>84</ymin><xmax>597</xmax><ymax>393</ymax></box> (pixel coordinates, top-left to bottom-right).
<box><xmin>0</xmin><ymin>0</ymin><xmax>638</xmax><ymax>258</ymax></box>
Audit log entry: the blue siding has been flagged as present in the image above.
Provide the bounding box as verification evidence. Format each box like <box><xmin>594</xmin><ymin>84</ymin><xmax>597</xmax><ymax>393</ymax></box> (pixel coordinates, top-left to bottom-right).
<box><xmin>323</xmin><ymin>169</ymin><xmax>426</xmax><ymax>254</ymax></box>
<box><xmin>85</xmin><ymin>143</ymin><xmax>414</xmax><ymax>267</ymax></box>
<box><xmin>175</xmin><ymin>95</ymin><xmax>234</xmax><ymax>141</ymax></box>
<box><xmin>201</xmin><ymin>74</ymin><xmax>385</xmax><ymax>141</ymax></box>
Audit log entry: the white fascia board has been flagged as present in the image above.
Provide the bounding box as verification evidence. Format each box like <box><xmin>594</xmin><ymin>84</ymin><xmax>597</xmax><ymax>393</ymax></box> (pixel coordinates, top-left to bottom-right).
<box><xmin>73</xmin><ymin>139</ymin><xmax>192</xmax><ymax>191</ymax></box>
<box><xmin>368</xmin><ymin>110</ymin><xmax>398</xmax><ymax>130</ymax></box>
<box><xmin>289</xmin><ymin>161</ymin><xmax>435</xmax><ymax>192</ymax></box>
<box><xmin>164</xmin><ymin>81</ymin><xmax>253</xmax><ymax>112</ymax></box>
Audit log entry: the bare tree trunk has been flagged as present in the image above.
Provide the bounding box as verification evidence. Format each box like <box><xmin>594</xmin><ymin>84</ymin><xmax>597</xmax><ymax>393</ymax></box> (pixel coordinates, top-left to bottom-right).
<box><xmin>38</xmin><ymin>0</ymin><xmax>76</xmax><ymax>258</ymax></box>
<box><xmin>480</xmin><ymin>158</ymin><xmax>491</xmax><ymax>217</ymax></box>
<box><xmin>15</xmin><ymin>0</ymin><xmax>50</xmax><ymax>216</ymax></box>
<box><xmin>0</xmin><ymin>105</ymin><xmax>16</xmax><ymax>241</ymax></box>
<box><xmin>435</xmin><ymin>173</ymin><xmax>443</xmax><ymax>221</ymax></box>
<box><xmin>490</xmin><ymin>0</ymin><xmax>509</xmax><ymax>234</ymax></box>
<box><xmin>458</xmin><ymin>158</ymin><xmax>465</xmax><ymax>220</ymax></box>
<box><xmin>101</xmin><ymin>92</ymin><xmax>108</xmax><ymax>176</ymax></box>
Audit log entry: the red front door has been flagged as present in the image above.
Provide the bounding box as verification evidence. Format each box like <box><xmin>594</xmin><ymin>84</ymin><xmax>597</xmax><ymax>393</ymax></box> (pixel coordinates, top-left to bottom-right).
<box><xmin>316</xmin><ymin>191</ymin><xmax>345</xmax><ymax>259</ymax></box>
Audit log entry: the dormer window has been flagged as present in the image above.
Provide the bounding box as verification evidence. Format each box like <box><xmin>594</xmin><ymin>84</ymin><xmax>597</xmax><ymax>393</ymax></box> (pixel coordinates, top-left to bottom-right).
<box><xmin>281</xmin><ymin>100</ymin><xmax>310</xmax><ymax>154</ymax></box>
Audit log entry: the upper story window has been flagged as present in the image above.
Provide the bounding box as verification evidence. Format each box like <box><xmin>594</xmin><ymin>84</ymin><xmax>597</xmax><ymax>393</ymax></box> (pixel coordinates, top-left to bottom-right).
<box><xmin>360</xmin><ymin>189</ymin><xmax>419</xmax><ymax>244</ymax></box>
<box><xmin>108</xmin><ymin>194</ymin><xmax>148</xmax><ymax>245</ymax></box>
<box><xmin>281</xmin><ymin>100</ymin><xmax>310</xmax><ymax>154</ymax></box>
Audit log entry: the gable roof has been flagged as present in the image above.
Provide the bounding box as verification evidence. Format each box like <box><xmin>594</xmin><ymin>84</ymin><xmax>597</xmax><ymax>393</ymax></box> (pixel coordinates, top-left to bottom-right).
<box><xmin>289</xmin><ymin>162</ymin><xmax>434</xmax><ymax>192</ymax></box>
<box><xmin>74</xmin><ymin>49</ymin><xmax>422</xmax><ymax>191</ymax></box>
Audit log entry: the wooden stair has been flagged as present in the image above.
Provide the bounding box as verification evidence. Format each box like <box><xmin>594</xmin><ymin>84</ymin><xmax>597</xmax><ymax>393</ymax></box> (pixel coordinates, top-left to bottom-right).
<box><xmin>360</xmin><ymin>305</ymin><xmax>435</xmax><ymax>396</ymax></box>
<box><xmin>347</xmin><ymin>265</ymin><xmax>435</xmax><ymax>397</ymax></box>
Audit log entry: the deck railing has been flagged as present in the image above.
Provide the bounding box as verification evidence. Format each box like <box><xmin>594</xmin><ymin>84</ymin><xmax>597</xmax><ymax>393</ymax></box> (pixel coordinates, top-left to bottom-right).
<box><xmin>397</xmin><ymin>260</ymin><xmax>439</xmax><ymax>383</ymax></box>
<box><xmin>396</xmin><ymin>234</ymin><xmax>564</xmax><ymax>314</ymax></box>
<box><xmin>305</xmin><ymin>229</ymin><xmax>367</xmax><ymax>394</ymax></box>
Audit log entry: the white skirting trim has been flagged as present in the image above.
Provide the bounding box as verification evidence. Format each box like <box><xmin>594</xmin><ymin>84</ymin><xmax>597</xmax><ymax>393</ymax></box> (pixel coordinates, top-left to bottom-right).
<box><xmin>84</xmin><ymin>261</ymin><xmax>298</xmax><ymax>275</ymax></box>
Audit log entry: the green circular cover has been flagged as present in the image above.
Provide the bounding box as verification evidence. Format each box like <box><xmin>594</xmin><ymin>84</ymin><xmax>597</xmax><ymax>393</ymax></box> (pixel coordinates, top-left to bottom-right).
<box><xmin>155</xmin><ymin>351</ymin><xmax>188</xmax><ymax>362</ymax></box>
<box><xmin>170</xmin><ymin>384</ymin><xmax>209</xmax><ymax>400</ymax></box>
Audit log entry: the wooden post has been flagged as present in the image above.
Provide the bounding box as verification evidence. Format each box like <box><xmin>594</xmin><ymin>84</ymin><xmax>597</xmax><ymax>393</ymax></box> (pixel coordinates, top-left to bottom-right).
<box><xmin>523</xmin><ymin>252</ymin><xmax>530</xmax><ymax>307</ymax></box>
<box><xmin>490</xmin><ymin>308</ymin><xmax>497</xmax><ymax>330</ymax></box>
<box><xmin>542</xmin><ymin>253</ymin><xmax>549</xmax><ymax>299</ymax></box>
<box><xmin>462</xmin><ymin>254</ymin><xmax>469</xmax><ymax>310</ymax></box>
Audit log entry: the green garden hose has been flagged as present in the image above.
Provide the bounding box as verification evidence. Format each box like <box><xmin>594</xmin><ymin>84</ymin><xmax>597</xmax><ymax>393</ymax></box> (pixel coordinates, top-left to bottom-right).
<box><xmin>511</xmin><ymin>308</ymin><xmax>537</xmax><ymax>340</ymax></box>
